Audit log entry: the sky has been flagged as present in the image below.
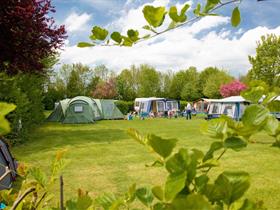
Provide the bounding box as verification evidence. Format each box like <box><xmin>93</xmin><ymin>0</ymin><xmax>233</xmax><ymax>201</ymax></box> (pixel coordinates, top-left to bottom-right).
<box><xmin>51</xmin><ymin>0</ymin><xmax>280</xmax><ymax>77</ymax></box>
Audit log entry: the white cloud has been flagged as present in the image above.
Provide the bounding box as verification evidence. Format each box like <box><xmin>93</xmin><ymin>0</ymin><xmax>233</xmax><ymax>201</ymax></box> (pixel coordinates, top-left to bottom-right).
<box><xmin>64</xmin><ymin>12</ymin><xmax>92</xmax><ymax>32</ymax></box>
<box><xmin>59</xmin><ymin>0</ymin><xmax>280</xmax><ymax>77</ymax></box>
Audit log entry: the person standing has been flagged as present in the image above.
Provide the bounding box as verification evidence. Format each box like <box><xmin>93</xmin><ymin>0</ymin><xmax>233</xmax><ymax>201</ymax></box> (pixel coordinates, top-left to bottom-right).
<box><xmin>186</xmin><ymin>103</ymin><xmax>192</xmax><ymax>120</ymax></box>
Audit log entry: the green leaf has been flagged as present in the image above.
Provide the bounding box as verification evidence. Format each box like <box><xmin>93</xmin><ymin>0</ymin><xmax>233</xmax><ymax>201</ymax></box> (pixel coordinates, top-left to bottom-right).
<box><xmin>90</xmin><ymin>26</ymin><xmax>108</xmax><ymax>41</ymax></box>
<box><xmin>136</xmin><ymin>187</ymin><xmax>154</xmax><ymax>207</ymax></box>
<box><xmin>110</xmin><ymin>32</ymin><xmax>122</xmax><ymax>44</ymax></box>
<box><xmin>203</xmin><ymin>141</ymin><xmax>223</xmax><ymax>162</ymax></box>
<box><xmin>215</xmin><ymin>171</ymin><xmax>250</xmax><ymax>205</ymax></box>
<box><xmin>165</xmin><ymin>172</ymin><xmax>187</xmax><ymax>201</ymax></box>
<box><xmin>0</xmin><ymin>102</ymin><xmax>16</xmax><ymax>136</ymax></box>
<box><xmin>127</xmin><ymin>128</ymin><xmax>146</xmax><ymax>145</ymax></box>
<box><xmin>95</xmin><ymin>193</ymin><xmax>117</xmax><ymax>210</ymax></box>
<box><xmin>127</xmin><ymin>29</ymin><xmax>139</xmax><ymax>42</ymax></box>
<box><xmin>152</xmin><ymin>186</ymin><xmax>164</xmax><ymax>201</ymax></box>
<box><xmin>195</xmin><ymin>174</ymin><xmax>209</xmax><ymax>192</ymax></box>
<box><xmin>204</xmin><ymin>0</ymin><xmax>219</xmax><ymax>13</ymax></box>
<box><xmin>165</xmin><ymin>148</ymin><xmax>189</xmax><ymax>174</ymax></box>
<box><xmin>125</xmin><ymin>183</ymin><xmax>136</xmax><ymax>203</ymax></box>
<box><xmin>147</xmin><ymin>134</ymin><xmax>177</xmax><ymax>159</ymax></box>
<box><xmin>242</xmin><ymin>105</ymin><xmax>270</xmax><ymax>127</ymax></box>
<box><xmin>77</xmin><ymin>42</ymin><xmax>95</xmax><ymax>48</ymax></box>
<box><xmin>193</xmin><ymin>3</ymin><xmax>201</xmax><ymax>16</ymax></box>
<box><xmin>122</xmin><ymin>36</ymin><xmax>134</xmax><ymax>46</ymax></box>
<box><xmin>224</xmin><ymin>136</ymin><xmax>247</xmax><ymax>151</ymax></box>
<box><xmin>197</xmin><ymin>159</ymin><xmax>219</xmax><ymax>169</ymax></box>
<box><xmin>241</xmin><ymin>86</ymin><xmax>266</xmax><ymax>103</ymax></box>
<box><xmin>143</xmin><ymin>6</ymin><xmax>167</xmax><ymax>28</ymax></box>
<box><xmin>168</xmin><ymin>4</ymin><xmax>190</xmax><ymax>23</ymax></box>
<box><xmin>202</xmin><ymin>118</ymin><xmax>228</xmax><ymax>140</ymax></box>
<box><xmin>28</xmin><ymin>167</ymin><xmax>48</xmax><ymax>187</ymax></box>
<box><xmin>264</xmin><ymin>115</ymin><xmax>279</xmax><ymax>136</ymax></box>
<box><xmin>231</xmin><ymin>7</ymin><xmax>241</xmax><ymax>27</ymax></box>
<box><xmin>171</xmin><ymin>194</ymin><xmax>212</xmax><ymax>210</ymax></box>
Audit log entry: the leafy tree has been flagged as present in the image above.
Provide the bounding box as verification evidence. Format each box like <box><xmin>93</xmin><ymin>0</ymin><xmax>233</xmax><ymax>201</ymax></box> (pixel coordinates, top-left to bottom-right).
<box><xmin>137</xmin><ymin>64</ymin><xmax>160</xmax><ymax>97</ymax></box>
<box><xmin>92</xmin><ymin>78</ymin><xmax>118</xmax><ymax>99</ymax></box>
<box><xmin>198</xmin><ymin>67</ymin><xmax>220</xmax><ymax>96</ymax></box>
<box><xmin>158</xmin><ymin>70</ymin><xmax>174</xmax><ymax>98</ymax></box>
<box><xmin>248</xmin><ymin>34</ymin><xmax>280</xmax><ymax>87</ymax></box>
<box><xmin>94</xmin><ymin>65</ymin><xmax>110</xmax><ymax>81</ymax></box>
<box><xmin>203</xmin><ymin>71</ymin><xmax>233</xmax><ymax>98</ymax></box>
<box><xmin>0</xmin><ymin>0</ymin><xmax>66</xmax><ymax>75</ymax></box>
<box><xmin>116</xmin><ymin>69</ymin><xmax>138</xmax><ymax>101</ymax></box>
<box><xmin>66</xmin><ymin>70</ymin><xmax>84</xmax><ymax>98</ymax></box>
<box><xmin>220</xmin><ymin>80</ymin><xmax>247</xmax><ymax>97</ymax></box>
<box><xmin>180</xmin><ymin>67</ymin><xmax>202</xmax><ymax>101</ymax></box>
<box><xmin>86</xmin><ymin>76</ymin><xmax>101</xmax><ymax>96</ymax></box>
<box><xmin>169</xmin><ymin>70</ymin><xmax>188</xmax><ymax>99</ymax></box>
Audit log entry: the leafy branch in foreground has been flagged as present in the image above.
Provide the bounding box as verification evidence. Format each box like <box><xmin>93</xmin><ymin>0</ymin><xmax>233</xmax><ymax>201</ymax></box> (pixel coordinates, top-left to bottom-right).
<box><xmin>78</xmin><ymin>0</ymin><xmax>242</xmax><ymax>47</ymax></box>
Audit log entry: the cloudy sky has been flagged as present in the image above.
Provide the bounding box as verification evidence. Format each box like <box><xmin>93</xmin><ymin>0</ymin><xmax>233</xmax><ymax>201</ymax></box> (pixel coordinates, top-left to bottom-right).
<box><xmin>52</xmin><ymin>0</ymin><xmax>280</xmax><ymax>77</ymax></box>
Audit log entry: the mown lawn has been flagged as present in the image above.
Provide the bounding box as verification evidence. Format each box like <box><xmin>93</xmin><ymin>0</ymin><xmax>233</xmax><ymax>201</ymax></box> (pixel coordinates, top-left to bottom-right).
<box><xmin>12</xmin><ymin>117</ymin><xmax>280</xmax><ymax>209</ymax></box>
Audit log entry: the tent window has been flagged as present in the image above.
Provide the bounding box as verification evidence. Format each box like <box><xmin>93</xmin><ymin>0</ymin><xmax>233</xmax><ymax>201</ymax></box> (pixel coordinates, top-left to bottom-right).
<box><xmin>157</xmin><ymin>101</ymin><xmax>165</xmax><ymax>112</ymax></box>
<box><xmin>222</xmin><ymin>105</ymin><xmax>234</xmax><ymax>117</ymax></box>
<box><xmin>74</xmin><ymin>105</ymin><xmax>83</xmax><ymax>113</ymax></box>
<box><xmin>166</xmin><ymin>101</ymin><xmax>172</xmax><ymax>110</ymax></box>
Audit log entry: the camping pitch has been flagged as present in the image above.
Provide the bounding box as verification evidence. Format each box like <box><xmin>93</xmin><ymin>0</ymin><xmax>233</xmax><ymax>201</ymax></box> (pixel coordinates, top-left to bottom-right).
<box><xmin>47</xmin><ymin>96</ymin><xmax>124</xmax><ymax>124</ymax></box>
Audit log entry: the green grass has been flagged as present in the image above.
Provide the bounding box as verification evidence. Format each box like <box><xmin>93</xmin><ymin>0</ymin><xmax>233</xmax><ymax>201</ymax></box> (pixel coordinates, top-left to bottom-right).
<box><xmin>12</xmin><ymin>117</ymin><xmax>280</xmax><ymax>209</ymax></box>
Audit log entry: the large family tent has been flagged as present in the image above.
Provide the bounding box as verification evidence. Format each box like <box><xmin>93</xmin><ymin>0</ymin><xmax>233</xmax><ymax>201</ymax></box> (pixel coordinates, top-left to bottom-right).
<box><xmin>47</xmin><ymin>98</ymin><xmax>70</xmax><ymax>122</ymax></box>
<box><xmin>47</xmin><ymin>97</ymin><xmax>124</xmax><ymax>124</ymax></box>
<box><xmin>207</xmin><ymin>96</ymin><xmax>250</xmax><ymax>120</ymax></box>
<box><xmin>0</xmin><ymin>139</ymin><xmax>17</xmax><ymax>190</ymax></box>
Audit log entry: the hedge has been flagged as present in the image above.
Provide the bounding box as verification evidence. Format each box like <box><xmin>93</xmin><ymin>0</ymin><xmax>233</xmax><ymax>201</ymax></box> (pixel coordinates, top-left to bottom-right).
<box><xmin>115</xmin><ymin>101</ymin><xmax>134</xmax><ymax>114</ymax></box>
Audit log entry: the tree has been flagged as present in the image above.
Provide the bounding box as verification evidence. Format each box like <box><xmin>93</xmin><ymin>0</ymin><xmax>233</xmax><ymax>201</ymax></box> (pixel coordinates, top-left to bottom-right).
<box><xmin>248</xmin><ymin>34</ymin><xmax>280</xmax><ymax>87</ymax></box>
<box><xmin>66</xmin><ymin>70</ymin><xmax>84</xmax><ymax>98</ymax></box>
<box><xmin>220</xmin><ymin>80</ymin><xmax>247</xmax><ymax>97</ymax></box>
<box><xmin>137</xmin><ymin>64</ymin><xmax>160</xmax><ymax>97</ymax></box>
<box><xmin>158</xmin><ymin>70</ymin><xmax>174</xmax><ymax>98</ymax></box>
<box><xmin>203</xmin><ymin>71</ymin><xmax>233</xmax><ymax>98</ymax></box>
<box><xmin>180</xmin><ymin>67</ymin><xmax>202</xmax><ymax>101</ymax></box>
<box><xmin>92</xmin><ymin>78</ymin><xmax>118</xmax><ymax>99</ymax></box>
<box><xmin>197</xmin><ymin>67</ymin><xmax>220</xmax><ymax>96</ymax></box>
<box><xmin>116</xmin><ymin>69</ymin><xmax>138</xmax><ymax>101</ymax></box>
<box><xmin>169</xmin><ymin>70</ymin><xmax>188</xmax><ymax>99</ymax></box>
<box><xmin>0</xmin><ymin>0</ymin><xmax>66</xmax><ymax>75</ymax></box>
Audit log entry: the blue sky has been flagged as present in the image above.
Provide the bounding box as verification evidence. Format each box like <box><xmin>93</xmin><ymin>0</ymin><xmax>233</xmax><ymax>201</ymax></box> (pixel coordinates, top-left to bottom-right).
<box><xmin>51</xmin><ymin>0</ymin><xmax>280</xmax><ymax>76</ymax></box>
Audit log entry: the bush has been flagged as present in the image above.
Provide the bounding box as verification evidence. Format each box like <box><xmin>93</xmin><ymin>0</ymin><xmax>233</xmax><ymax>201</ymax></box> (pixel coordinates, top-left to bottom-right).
<box><xmin>0</xmin><ymin>73</ymin><xmax>45</xmax><ymax>143</ymax></box>
<box><xmin>179</xmin><ymin>100</ymin><xmax>188</xmax><ymax>111</ymax></box>
<box><xmin>115</xmin><ymin>101</ymin><xmax>134</xmax><ymax>114</ymax></box>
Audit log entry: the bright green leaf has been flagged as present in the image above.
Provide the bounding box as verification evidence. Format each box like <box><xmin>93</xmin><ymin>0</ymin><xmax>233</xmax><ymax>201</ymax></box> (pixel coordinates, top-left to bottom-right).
<box><xmin>127</xmin><ymin>29</ymin><xmax>139</xmax><ymax>42</ymax></box>
<box><xmin>195</xmin><ymin>174</ymin><xmax>209</xmax><ymax>192</ymax></box>
<box><xmin>165</xmin><ymin>148</ymin><xmax>189</xmax><ymax>174</ymax></box>
<box><xmin>193</xmin><ymin>3</ymin><xmax>201</xmax><ymax>16</ymax></box>
<box><xmin>77</xmin><ymin>42</ymin><xmax>95</xmax><ymax>48</ymax></box>
<box><xmin>0</xmin><ymin>102</ymin><xmax>16</xmax><ymax>116</ymax></box>
<box><xmin>224</xmin><ymin>136</ymin><xmax>247</xmax><ymax>151</ymax></box>
<box><xmin>110</xmin><ymin>32</ymin><xmax>122</xmax><ymax>44</ymax></box>
<box><xmin>127</xmin><ymin>128</ymin><xmax>146</xmax><ymax>145</ymax></box>
<box><xmin>169</xmin><ymin>4</ymin><xmax>189</xmax><ymax>23</ymax></box>
<box><xmin>242</xmin><ymin>105</ymin><xmax>270</xmax><ymax>127</ymax></box>
<box><xmin>165</xmin><ymin>172</ymin><xmax>187</xmax><ymax>201</ymax></box>
<box><xmin>147</xmin><ymin>134</ymin><xmax>177</xmax><ymax>159</ymax></box>
<box><xmin>203</xmin><ymin>141</ymin><xmax>223</xmax><ymax>162</ymax></box>
<box><xmin>231</xmin><ymin>7</ymin><xmax>241</xmax><ymax>27</ymax></box>
<box><xmin>136</xmin><ymin>187</ymin><xmax>154</xmax><ymax>207</ymax></box>
<box><xmin>171</xmin><ymin>194</ymin><xmax>212</xmax><ymax>210</ymax></box>
<box><xmin>143</xmin><ymin>6</ymin><xmax>167</xmax><ymax>28</ymax></box>
<box><xmin>152</xmin><ymin>186</ymin><xmax>164</xmax><ymax>201</ymax></box>
<box><xmin>90</xmin><ymin>26</ymin><xmax>108</xmax><ymax>41</ymax></box>
<box><xmin>264</xmin><ymin>115</ymin><xmax>279</xmax><ymax>136</ymax></box>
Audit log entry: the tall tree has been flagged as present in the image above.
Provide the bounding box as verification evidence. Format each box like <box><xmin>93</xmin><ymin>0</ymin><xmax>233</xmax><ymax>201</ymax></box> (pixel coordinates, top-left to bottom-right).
<box><xmin>0</xmin><ymin>0</ymin><xmax>66</xmax><ymax>75</ymax></box>
<box><xmin>169</xmin><ymin>70</ymin><xmax>188</xmax><ymax>99</ymax></box>
<box><xmin>198</xmin><ymin>67</ymin><xmax>220</xmax><ymax>97</ymax></box>
<box><xmin>92</xmin><ymin>78</ymin><xmax>117</xmax><ymax>99</ymax></box>
<box><xmin>248</xmin><ymin>34</ymin><xmax>280</xmax><ymax>87</ymax></box>
<box><xmin>137</xmin><ymin>64</ymin><xmax>160</xmax><ymax>97</ymax></box>
<box><xmin>116</xmin><ymin>69</ymin><xmax>137</xmax><ymax>101</ymax></box>
<box><xmin>203</xmin><ymin>71</ymin><xmax>233</xmax><ymax>98</ymax></box>
<box><xmin>180</xmin><ymin>67</ymin><xmax>202</xmax><ymax>101</ymax></box>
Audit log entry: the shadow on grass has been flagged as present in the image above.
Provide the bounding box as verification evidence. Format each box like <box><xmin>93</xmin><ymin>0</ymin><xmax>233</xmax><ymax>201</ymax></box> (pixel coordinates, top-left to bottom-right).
<box><xmin>12</xmin><ymin>128</ymin><xmax>129</xmax><ymax>155</ymax></box>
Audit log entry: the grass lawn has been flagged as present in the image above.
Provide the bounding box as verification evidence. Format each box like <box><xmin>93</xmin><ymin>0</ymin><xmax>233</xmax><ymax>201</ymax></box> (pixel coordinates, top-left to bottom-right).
<box><xmin>12</xmin><ymin>117</ymin><xmax>280</xmax><ymax>209</ymax></box>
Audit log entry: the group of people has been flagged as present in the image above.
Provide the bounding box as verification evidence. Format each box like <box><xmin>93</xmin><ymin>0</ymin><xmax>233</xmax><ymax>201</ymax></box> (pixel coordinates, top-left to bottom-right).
<box><xmin>126</xmin><ymin>102</ymin><xmax>194</xmax><ymax>120</ymax></box>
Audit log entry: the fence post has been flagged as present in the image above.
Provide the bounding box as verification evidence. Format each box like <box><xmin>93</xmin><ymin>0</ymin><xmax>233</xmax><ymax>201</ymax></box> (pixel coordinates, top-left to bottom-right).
<box><xmin>60</xmin><ymin>175</ymin><xmax>64</xmax><ymax>210</ymax></box>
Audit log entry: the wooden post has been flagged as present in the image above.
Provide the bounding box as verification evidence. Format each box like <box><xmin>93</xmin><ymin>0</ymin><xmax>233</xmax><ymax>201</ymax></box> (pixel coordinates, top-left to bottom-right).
<box><xmin>60</xmin><ymin>175</ymin><xmax>64</xmax><ymax>210</ymax></box>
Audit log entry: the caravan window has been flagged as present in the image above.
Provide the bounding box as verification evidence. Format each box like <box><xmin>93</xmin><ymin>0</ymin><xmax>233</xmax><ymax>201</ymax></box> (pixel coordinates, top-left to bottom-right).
<box><xmin>212</xmin><ymin>104</ymin><xmax>220</xmax><ymax>114</ymax></box>
<box><xmin>222</xmin><ymin>104</ymin><xmax>234</xmax><ymax>117</ymax></box>
<box><xmin>166</xmin><ymin>101</ymin><xmax>172</xmax><ymax>110</ymax></box>
<box><xmin>166</xmin><ymin>101</ymin><xmax>178</xmax><ymax>110</ymax></box>
<box><xmin>140</xmin><ymin>102</ymin><xmax>148</xmax><ymax>112</ymax></box>
<box><xmin>157</xmin><ymin>101</ymin><xmax>165</xmax><ymax>112</ymax></box>
<box><xmin>74</xmin><ymin>105</ymin><xmax>83</xmax><ymax>113</ymax></box>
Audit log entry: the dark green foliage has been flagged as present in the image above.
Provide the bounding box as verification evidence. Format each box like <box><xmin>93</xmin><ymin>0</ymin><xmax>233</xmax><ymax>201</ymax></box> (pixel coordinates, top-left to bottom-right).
<box><xmin>0</xmin><ymin>73</ymin><xmax>45</xmax><ymax>143</ymax></box>
<box><xmin>115</xmin><ymin>101</ymin><xmax>134</xmax><ymax>114</ymax></box>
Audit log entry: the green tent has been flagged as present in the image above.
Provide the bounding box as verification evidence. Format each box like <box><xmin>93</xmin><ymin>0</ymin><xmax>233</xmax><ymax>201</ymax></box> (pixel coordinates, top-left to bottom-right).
<box><xmin>47</xmin><ymin>96</ymin><xmax>124</xmax><ymax>124</ymax></box>
<box><xmin>47</xmin><ymin>98</ymin><xmax>70</xmax><ymax>122</ymax></box>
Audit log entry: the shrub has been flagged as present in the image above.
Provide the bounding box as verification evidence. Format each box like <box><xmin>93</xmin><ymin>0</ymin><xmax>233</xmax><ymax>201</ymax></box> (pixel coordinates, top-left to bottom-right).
<box><xmin>115</xmin><ymin>101</ymin><xmax>134</xmax><ymax>114</ymax></box>
<box><xmin>0</xmin><ymin>73</ymin><xmax>45</xmax><ymax>143</ymax></box>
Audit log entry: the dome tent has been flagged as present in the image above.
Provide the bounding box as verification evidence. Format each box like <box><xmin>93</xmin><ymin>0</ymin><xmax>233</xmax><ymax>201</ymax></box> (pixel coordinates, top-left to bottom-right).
<box><xmin>47</xmin><ymin>96</ymin><xmax>124</xmax><ymax>124</ymax></box>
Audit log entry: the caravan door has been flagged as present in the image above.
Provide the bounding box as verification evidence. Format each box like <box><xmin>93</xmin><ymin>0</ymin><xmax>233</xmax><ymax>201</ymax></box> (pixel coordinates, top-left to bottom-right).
<box><xmin>156</xmin><ymin>101</ymin><xmax>165</xmax><ymax>112</ymax></box>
